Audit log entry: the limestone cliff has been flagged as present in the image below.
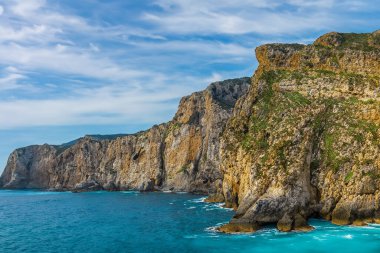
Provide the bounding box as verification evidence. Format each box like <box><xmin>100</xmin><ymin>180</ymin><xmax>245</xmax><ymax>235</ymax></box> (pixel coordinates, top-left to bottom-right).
<box><xmin>0</xmin><ymin>78</ymin><xmax>250</xmax><ymax>193</ymax></box>
<box><xmin>219</xmin><ymin>31</ymin><xmax>380</xmax><ymax>232</ymax></box>
<box><xmin>1</xmin><ymin>30</ymin><xmax>379</xmax><ymax>232</ymax></box>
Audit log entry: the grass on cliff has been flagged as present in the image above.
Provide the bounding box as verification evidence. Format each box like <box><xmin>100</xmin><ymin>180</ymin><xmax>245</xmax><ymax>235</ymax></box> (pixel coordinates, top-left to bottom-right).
<box><xmin>316</xmin><ymin>97</ymin><xmax>380</xmax><ymax>174</ymax></box>
<box><xmin>236</xmin><ymin>69</ymin><xmax>379</xmax><ymax>178</ymax></box>
<box><xmin>338</xmin><ymin>33</ymin><xmax>376</xmax><ymax>51</ymax></box>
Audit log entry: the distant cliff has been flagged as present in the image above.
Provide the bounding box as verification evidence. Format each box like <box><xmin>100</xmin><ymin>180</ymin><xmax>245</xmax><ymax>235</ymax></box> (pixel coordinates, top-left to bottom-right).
<box><xmin>0</xmin><ymin>78</ymin><xmax>250</xmax><ymax>194</ymax></box>
<box><xmin>1</xmin><ymin>30</ymin><xmax>380</xmax><ymax>232</ymax></box>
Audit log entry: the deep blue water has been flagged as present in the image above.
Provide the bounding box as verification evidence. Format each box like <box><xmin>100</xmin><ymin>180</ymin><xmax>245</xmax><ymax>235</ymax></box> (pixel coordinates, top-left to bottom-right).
<box><xmin>0</xmin><ymin>190</ymin><xmax>379</xmax><ymax>253</ymax></box>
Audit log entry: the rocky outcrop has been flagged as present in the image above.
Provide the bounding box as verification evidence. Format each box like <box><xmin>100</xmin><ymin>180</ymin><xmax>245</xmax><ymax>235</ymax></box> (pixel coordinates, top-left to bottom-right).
<box><xmin>220</xmin><ymin>31</ymin><xmax>380</xmax><ymax>231</ymax></box>
<box><xmin>1</xmin><ymin>31</ymin><xmax>379</xmax><ymax>232</ymax></box>
<box><xmin>0</xmin><ymin>78</ymin><xmax>250</xmax><ymax>193</ymax></box>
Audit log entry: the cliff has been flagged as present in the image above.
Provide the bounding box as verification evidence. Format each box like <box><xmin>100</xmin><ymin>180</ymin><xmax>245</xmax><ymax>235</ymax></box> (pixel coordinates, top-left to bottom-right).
<box><xmin>219</xmin><ymin>31</ymin><xmax>380</xmax><ymax>232</ymax></box>
<box><xmin>0</xmin><ymin>78</ymin><xmax>250</xmax><ymax>193</ymax></box>
<box><xmin>1</xmin><ymin>30</ymin><xmax>379</xmax><ymax>232</ymax></box>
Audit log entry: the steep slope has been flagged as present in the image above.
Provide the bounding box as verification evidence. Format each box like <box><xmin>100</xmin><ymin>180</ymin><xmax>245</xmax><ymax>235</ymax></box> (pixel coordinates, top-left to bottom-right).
<box><xmin>2</xmin><ymin>30</ymin><xmax>379</xmax><ymax>233</ymax></box>
<box><xmin>219</xmin><ymin>31</ymin><xmax>380</xmax><ymax>232</ymax></box>
<box><xmin>0</xmin><ymin>78</ymin><xmax>250</xmax><ymax>193</ymax></box>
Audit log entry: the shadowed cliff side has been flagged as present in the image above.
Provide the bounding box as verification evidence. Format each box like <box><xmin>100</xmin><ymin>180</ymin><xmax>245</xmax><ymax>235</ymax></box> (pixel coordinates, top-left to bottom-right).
<box><xmin>219</xmin><ymin>31</ymin><xmax>380</xmax><ymax>233</ymax></box>
<box><xmin>0</xmin><ymin>78</ymin><xmax>250</xmax><ymax>193</ymax></box>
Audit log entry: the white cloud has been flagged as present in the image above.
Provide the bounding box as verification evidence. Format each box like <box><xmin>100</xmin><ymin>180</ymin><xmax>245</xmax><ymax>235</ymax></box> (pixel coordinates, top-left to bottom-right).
<box><xmin>0</xmin><ymin>5</ymin><xmax>4</xmax><ymax>15</ymax></box>
<box><xmin>0</xmin><ymin>43</ymin><xmax>150</xmax><ymax>81</ymax></box>
<box><xmin>0</xmin><ymin>79</ymin><xmax>195</xmax><ymax>129</ymax></box>
<box><xmin>0</xmin><ymin>24</ymin><xmax>56</xmax><ymax>42</ymax></box>
<box><xmin>0</xmin><ymin>66</ymin><xmax>31</xmax><ymax>91</ymax></box>
<box><xmin>0</xmin><ymin>73</ymin><xmax>25</xmax><ymax>91</ymax></box>
<box><xmin>144</xmin><ymin>0</ymin><xmax>375</xmax><ymax>35</ymax></box>
<box><xmin>11</xmin><ymin>0</ymin><xmax>45</xmax><ymax>17</ymax></box>
<box><xmin>205</xmin><ymin>73</ymin><xmax>223</xmax><ymax>83</ymax></box>
<box><xmin>89</xmin><ymin>43</ymin><xmax>100</xmax><ymax>52</ymax></box>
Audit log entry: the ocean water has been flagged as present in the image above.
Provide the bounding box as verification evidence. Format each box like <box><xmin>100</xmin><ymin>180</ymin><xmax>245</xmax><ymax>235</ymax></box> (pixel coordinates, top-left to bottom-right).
<box><xmin>0</xmin><ymin>190</ymin><xmax>379</xmax><ymax>253</ymax></box>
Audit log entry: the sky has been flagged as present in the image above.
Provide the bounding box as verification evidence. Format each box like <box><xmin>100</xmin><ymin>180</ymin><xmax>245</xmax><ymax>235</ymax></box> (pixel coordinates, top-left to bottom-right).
<box><xmin>0</xmin><ymin>0</ymin><xmax>379</xmax><ymax>173</ymax></box>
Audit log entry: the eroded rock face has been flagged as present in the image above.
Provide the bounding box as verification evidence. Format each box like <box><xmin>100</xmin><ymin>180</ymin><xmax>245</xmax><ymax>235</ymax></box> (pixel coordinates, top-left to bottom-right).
<box><xmin>1</xmin><ymin>31</ymin><xmax>379</xmax><ymax>232</ymax></box>
<box><xmin>220</xmin><ymin>31</ymin><xmax>380</xmax><ymax>230</ymax></box>
<box><xmin>0</xmin><ymin>78</ymin><xmax>250</xmax><ymax>193</ymax></box>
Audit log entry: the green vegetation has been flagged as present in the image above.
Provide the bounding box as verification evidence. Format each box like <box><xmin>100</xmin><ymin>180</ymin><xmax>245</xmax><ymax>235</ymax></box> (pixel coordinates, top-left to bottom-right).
<box><xmin>241</xmin><ymin>70</ymin><xmax>279</xmax><ymax>152</ymax></box>
<box><xmin>344</xmin><ymin>171</ymin><xmax>354</xmax><ymax>183</ymax></box>
<box><xmin>176</xmin><ymin>164</ymin><xmax>189</xmax><ymax>174</ymax></box>
<box><xmin>349</xmin><ymin>120</ymin><xmax>379</xmax><ymax>142</ymax></box>
<box><xmin>324</xmin><ymin>133</ymin><xmax>342</xmax><ymax>172</ymax></box>
<box><xmin>363</xmin><ymin>171</ymin><xmax>380</xmax><ymax>180</ymax></box>
<box><xmin>276</xmin><ymin>141</ymin><xmax>292</xmax><ymax>170</ymax></box>
<box><xmin>283</xmin><ymin>92</ymin><xmax>311</xmax><ymax>106</ymax></box>
<box><xmin>338</xmin><ymin>33</ymin><xmax>374</xmax><ymax>51</ymax></box>
<box><xmin>238</xmin><ymin>67</ymin><xmax>379</xmax><ymax>177</ymax></box>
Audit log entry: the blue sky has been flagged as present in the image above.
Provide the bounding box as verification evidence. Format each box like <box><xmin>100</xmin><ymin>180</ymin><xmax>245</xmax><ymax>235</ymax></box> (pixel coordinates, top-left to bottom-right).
<box><xmin>0</xmin><ymin>0</ymin><xmax>379</xmax><ymax>172</ymax></box>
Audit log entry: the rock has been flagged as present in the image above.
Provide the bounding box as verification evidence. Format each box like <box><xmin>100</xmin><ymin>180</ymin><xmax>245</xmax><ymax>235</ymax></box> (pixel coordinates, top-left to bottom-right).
<box><xmin>204</xmin><ymin>193</ymin><xmax>225</xmax><ymax>203</ymax></box>
<box><xmin>73</xmin><ymin>180</ymin><xmax>102</xmax><ymax>192</ymax></box>
<box><xmin>352</xmin><ymin>219</ymin><xmax>367</xmax><ymax>226</ymax></box>
<box><xmin>313</xmin><ymin>32</ymin><xmax>345</xmax><ymax>47</ymax></box>
<box><xmin>103</xmin><ymin>182</ymin><xmax>117</xmax><ymax>191</ymax></box>
<box><xmin>294</xmin><ymin>214</ymin><xmax>314</xmax><ymax>231</ymax></box>
<box><xmin>277</xmin><ymin>213</ymin><xmax>293</xmax><ymax>232</ymax></box>
<box><xmin>138</xmin><ymin>179</ymin><xmax>155</xmax><ymax>192</ymax></box>
<box><xmin>218</xmin><ymin>222</ymin><xmax>259</xmax><ymax>233</ymax></box>
<box><xmin>332</xmin><ymin>203</ymin><xmax>352</xmax><ymax>225</ymax></box>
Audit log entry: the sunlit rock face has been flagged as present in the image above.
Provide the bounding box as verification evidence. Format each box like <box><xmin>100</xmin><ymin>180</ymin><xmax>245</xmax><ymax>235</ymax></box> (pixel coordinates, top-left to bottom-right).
<box><xmin>0</xmin><ymin>78</ymin><xmax>250</xmax><ymax>195</ymax></box>
<box><xmin>2</xmin><ymin>31</ymin><xmax>380</xmax><ymax>232</ymax></box>
<box><xmin>220</xmin><ymin>31</ymin><xmax>380</xmax><ymax>231</ymax></box>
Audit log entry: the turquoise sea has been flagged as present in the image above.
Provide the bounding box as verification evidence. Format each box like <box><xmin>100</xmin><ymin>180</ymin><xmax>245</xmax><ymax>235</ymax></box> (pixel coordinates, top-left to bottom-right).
<box><xmin>0</xmin><ymin>190</ymin><xmax>379</xmax><ymax>253</ymax></box>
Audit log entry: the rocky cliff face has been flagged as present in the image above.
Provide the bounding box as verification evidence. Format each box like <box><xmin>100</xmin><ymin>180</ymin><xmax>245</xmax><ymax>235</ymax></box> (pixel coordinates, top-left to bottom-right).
<box><xmin>2</xmin><ymin>31</ymin><xmax>379</xmax><ymax>232</ymax></box>
<box><xmin>0</xmin><ymin>78</ymin><xmax>250</xmax><ymax>193</ymax></box>
<box><xmin>219</xmin><ymin>31</ymin><xmax>380</xmax><ymax>232</ymax></box>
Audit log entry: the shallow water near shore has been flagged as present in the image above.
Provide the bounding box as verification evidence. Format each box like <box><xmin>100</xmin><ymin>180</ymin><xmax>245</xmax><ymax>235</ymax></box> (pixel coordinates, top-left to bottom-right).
<box><xmin>0</xmin><ymin>190</ymin><xmax>379</xmax><ymax>253</ymax></box>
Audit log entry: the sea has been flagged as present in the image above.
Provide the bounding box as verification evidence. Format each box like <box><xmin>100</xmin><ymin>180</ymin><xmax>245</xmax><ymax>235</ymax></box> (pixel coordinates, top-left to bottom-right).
<box><xmin>0</xmin><ymin>190</ymin><xmax>379</xmax><ymax>253</ymax></box>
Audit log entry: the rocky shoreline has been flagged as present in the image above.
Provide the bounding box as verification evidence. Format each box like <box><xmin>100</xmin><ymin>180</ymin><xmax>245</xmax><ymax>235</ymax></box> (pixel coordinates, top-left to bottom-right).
<box><xmin>1</xmin><ymin>31</ymin><xmax>380</xmax><ymax>233</ymax></box>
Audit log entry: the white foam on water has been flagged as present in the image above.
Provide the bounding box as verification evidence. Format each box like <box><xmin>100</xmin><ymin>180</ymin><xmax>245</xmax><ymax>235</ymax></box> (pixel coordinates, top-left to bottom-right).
<box><xmin>205</xmin><ymin>222</ymin><xmax>228</xmax><ymax>233</ymax></box>
<box><xmin>214</xmin><ymin>203</ymin><xmax>233</xmax><ymax>211</ymax></box>
<box><xmin>189</xmin><ymin>197</ymin><xmax>207</xmax><ymax>203</ymax></box>
<box><xmin>187</xmin><ymin>206</ymin><xmax>196</xmax><ymax>209</ymax></box>
<box><xmin>353</xmin><ymin>224</ymin><xmax>380</xmax><ymax>230</ymax></box>
<box><xmin>184</xmin><ymin>235</ymin><xmax>199</xmax><ymax>239</ymax></box>
<box><xmin>30</xmin><ymin>191</ymin><xmax>69</xmax><ymax>195</ymax></box>
<box><xmin>312</xmin><ymin>236</ymin><xmax>327</xmax><ymax>241</ymax></box>
<box><xmin>121</xmin><ymin>191</ymin><xmax>139</xmax><ymax>194</ymax></box>
<box><xmin>343</xmin><ymin>234</ymin><xmax>353</xmax><ymax>239</ymax></box>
